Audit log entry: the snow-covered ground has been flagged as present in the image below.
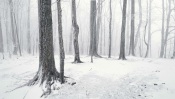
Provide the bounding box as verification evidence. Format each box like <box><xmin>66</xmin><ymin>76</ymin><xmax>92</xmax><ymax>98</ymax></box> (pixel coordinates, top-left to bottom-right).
<box><xmin>0</xmin><ymin>55</ymin><xmax>175</xmax><ymax>99</ymax></box>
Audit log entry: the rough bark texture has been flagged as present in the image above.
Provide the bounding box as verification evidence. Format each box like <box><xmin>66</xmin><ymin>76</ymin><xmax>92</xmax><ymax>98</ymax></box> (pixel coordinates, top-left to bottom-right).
<box><xmin>108</xmin><ymin>0</ymin><xmax>112</xmax><ymax>58</ymax></box>
<box><xmin>129</xmin><ymin>0</ymin><xmax>135</xmax><ymax>56</ymax></box>
<box><xmin>72</xmin><ymin>0</ymin><xmax>82</xmax><ymax>63</ymax></box>
<box><xmin>28</xmin><ymin>0</ymin><xmax>60</xmax><ymax>91</ymax></box>
<box><xmin>57</xmin><ymin>0</ymin><xmax>65</xmax><ymax>84</ymax></box>
<box><xmin>119</xmin><ymin>0</ymin><xmax>127</xmax><ymax>60</ymax></box>
<box><xmin>160</xmin><ymin>0</ymin><xmax>165</xmax><ymax>58</ymax></box>
<box><xmin>90</xmin><ymin>0</ymin><xmax>101</xmax><ymax>58</ymax></box>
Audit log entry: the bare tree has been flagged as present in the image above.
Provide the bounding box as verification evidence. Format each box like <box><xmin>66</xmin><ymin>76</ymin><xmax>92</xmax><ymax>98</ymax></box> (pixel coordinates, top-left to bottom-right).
<box><xmin>0</xmin><ymin>15</ymin><xmax>4</xmax><ymax>59</ymax></box>
<box><xmin>135</xmin><ymin>0</ymin><xmax>142</xmax><ymax>53</ymax></box>
<box><xmin>164</xmin><ymin>0</ymin><xmax>172</xmax><ymax>58</ymax></box>
<box><xmin>119</xmin><ymin>0</ymin><xmax>127</xmax><ymax>60</ymax></box>
<box><xmin>27</xmin><ymin>0</ymin><xmax>31</xmax><ymax>54</ymax></box>
<box><xmin>90</xmin><ymin>0</ymin><xmax>101</xmax><ymax>58</ymax></box>
<box><xmin>97</xmin><ymin>0</ymin><xmax>102</xmax><ymax>52</ymax></box>
<box><xmin>57</xmin><ymin>0</ymin><xmax>65</xmax><ymax>84</ymax></box>
<box><xmin>72</xmin><ymin>0</ymin><xmax>82</xmax><ymax>63</ymax></box>
<box><xmin>108</xmin><ymin>0</ymin><xmax>112</xmax><ymax>58</ymax></box>
<box><xmin>27</xmin><ymin>0</ymin><xmax>61</xmax><ymax>95</ymax></box>
<box><xmin>8</xmin><ymin>0</ymin><xmax>18</xmax><ymax>55</ymax></box>
<box><xmin>144</xmin><ymin>0</ymin><xmax>149</xmax><ymax>58</ymax></box>
<box><xmin>129</xmin><ymin>0</ymin><xmax>135</xmax><ymax>56</ymax></box>
<box><xmin>160</xmin><ymin>0</ymin><xmax>165</xmax><ymax>58</ymax></box>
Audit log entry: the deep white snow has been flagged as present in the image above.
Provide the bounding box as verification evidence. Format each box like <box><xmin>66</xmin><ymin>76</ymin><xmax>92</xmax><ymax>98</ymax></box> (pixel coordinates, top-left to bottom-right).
<box><xmin>0</xmin><ymin>56</ymin><xmax>175</xmax><ymax>99</ymax></box>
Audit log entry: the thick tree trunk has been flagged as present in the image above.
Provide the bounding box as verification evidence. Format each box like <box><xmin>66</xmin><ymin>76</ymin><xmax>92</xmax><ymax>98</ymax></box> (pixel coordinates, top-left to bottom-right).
<box><xmin>129</xmin><ymin>0</ymin><xmax>135</xmax><ymax>56</ymax></box>
<box><xmin>90</xmin><ymin>0</ymin><xmax>101</xmax><ymax>58</ymax></box>
<box><xmin>72</xmin><ymin>0</ymin><xmax>82</xmax><ymax>63</ymax></box>
<box><xmin>119</xmin><ymin>0</ymin><xmax>127</xmax><ymax>60</ymax></box>
<box><xmin>28</xmin><ymin>0</ymin><xmax>60</xmax><ymax>93</ymax></box>
<box><xmin>0</xmin><ymin>16</ymin><xmax>4</xmax><ymax>59</ymax></box>
<box><xmin>108</xmin><ymin>0</ymin><xmax>112</xmax><ymax>58</ymax></box>
<box><xmin>160</xmin><ymin>0</ymin><xmax>165</xmax><ymax>58</ymax></box>
<box><xmin>57</xmin><ymin>0</ymin><xmax>65</xmax><ymax>84</ymax></box>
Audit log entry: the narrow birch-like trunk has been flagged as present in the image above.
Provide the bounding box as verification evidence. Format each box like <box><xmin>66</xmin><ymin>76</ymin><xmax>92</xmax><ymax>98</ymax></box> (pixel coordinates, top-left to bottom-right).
<box><xmin>160</xmin><ymin>0</ymin><xmax>165</xmax><ymax>58</ymax></box>
<box><xmin>108</xmin><ymin>0</ymin><xmax>112</xmax><ymax>58</ymax></box>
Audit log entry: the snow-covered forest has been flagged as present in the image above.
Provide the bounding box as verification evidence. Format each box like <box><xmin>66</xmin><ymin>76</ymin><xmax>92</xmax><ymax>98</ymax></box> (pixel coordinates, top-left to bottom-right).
<box><xmin>0</xmin><ymin>0</ymin><xmax>175</xmax><ymax>99</ymax></box>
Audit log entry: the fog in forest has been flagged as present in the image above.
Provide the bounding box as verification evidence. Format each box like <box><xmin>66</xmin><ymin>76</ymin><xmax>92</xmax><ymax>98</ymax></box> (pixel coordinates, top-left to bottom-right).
<box><xmin>0</xmin><ymin>0</ymin><xmax>173</xmax><ymax>58</ymax></box>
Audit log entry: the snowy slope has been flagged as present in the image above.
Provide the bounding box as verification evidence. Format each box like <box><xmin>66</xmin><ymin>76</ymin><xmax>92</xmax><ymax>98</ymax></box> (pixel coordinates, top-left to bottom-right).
<box><xmin>0</xmin><ymin>56</ymin><xmax>175</xmax><ymax>99</ymax></box>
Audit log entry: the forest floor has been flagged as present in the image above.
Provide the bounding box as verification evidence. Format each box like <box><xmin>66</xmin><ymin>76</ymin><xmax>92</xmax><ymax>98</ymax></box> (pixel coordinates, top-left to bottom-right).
<box><xmin>0</xmin><ymin>55</ymin><xmax>175</xmax><ymax>99</ymax></box>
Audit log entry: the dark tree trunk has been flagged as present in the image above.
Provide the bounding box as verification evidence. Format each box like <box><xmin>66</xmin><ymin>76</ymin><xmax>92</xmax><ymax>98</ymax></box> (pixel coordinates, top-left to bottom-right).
<box><xmin>108</xmin><ymin>0</ymin><xmax>112</xmax><ymax>58</ymax></box>
<box><xmin>129</xmin><ymin>0</ymin><xmax>135</xmax><ymax>56</ymax></box>
<box><xmin>90</xmin><ymin>0</ymin><xmax>101</xmax><ymax>58</ymax></box>
<box><xmin>160</xmin><ymin>0</ymin><xmax>165</xmax><ymax>58</ymax></box>
<box><xmin>28</xmin><ymin>0</ymin><xmax>60</xmax><ymax>94</ymax></box>
<box><xmin>72</xmin><ymin>0</ymin><xmax>82</xmax><ymax>63</ymax></box>
<box><xmin>0</xmin><ymin>16</ymin><xmax>4</xmax><ymax>59</ymax></box>
<box><xmin>119</xmin><ymin>0</ymin><xmax>127</xmax><ymax>60</ymax></box>
<box><xmin>57</xmin><ymin>0</ymin><xmax>65</xmax><ymax>84</ymax></box>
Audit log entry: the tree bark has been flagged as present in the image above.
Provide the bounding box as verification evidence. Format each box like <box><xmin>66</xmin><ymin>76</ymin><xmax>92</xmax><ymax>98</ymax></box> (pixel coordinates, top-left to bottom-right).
<box><xmin>164</xmin><ymin>0</ymin><xmax>172</xmax><ymax>58</ymax></box>
<box><xmin>129</xmin><ymin>0</ymin><xmax>135</xmax><ymax>56</ymax></box>
<box><xmin>9</xmin><ymin>0</ymin><xmax>18</xmax><ymax>55</ymax></box>
<box><xmin>27</xmin><ymin>0</ymin><xmax>31</xmax><ymax>54</ymax></box>
<box><xmin>96</xmin><ymin>0</ymin><xmax>102</xmax><ymax>52</ymax></box>
<box><xmin>119</xmin><ymin>0</ymin><xmax>127</xmax><ymax>60</ymax></box>
<box><xmin>144</xmin><ymin>0</ymin><xmax>149</xmax><ymax>58</ymax></box>
<box><xmin>160</xmin><ymin>0</ymin><xmax>165</xmax><ymax>58</ymax></box>
<box><xmin>57</xmin><ymin>0</ymin><xmax>65</xmax><ymax>84</ymax></box>
<box><xmin>0</xmin><ymin>16</ymin><xmax>4</xmax><ymax>59</ymax></box>
<box><xmin>28</xmin><ymin>0</ymin><xmax>60</xmax><ymax>93</ymax></box>
<box><xmin>72</xmin><ymin>0</ymin><xmax>82</xmax><ymax>63</ymax></box>
<box><xmin>148</xmin><ymin>0</ymin><xmax>152</xmax><ymax>57</ymax></box>
<box><xmin>134</xmin><ymin>0</ymin><xmax>142</xmax><ymax>52</ymax></box>
<box><xmin>108</xmin><ymin>0</ymin><xmax>112</xmax><ymax>58</ymax></box>
<box><xmin>90</xmin><ymin>0</ymin><xmax>101</xmax><ymax>58</ymax></box>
